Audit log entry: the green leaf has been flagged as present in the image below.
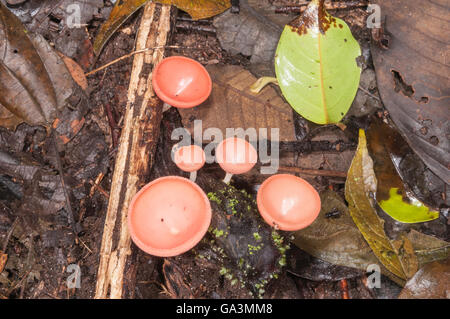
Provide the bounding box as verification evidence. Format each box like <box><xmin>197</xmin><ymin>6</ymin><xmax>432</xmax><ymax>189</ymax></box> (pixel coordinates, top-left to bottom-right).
<box><xmin>274</xmin><ymin>0</ymin><xmax>361</xmax><ymax>124</ymax></box>
<box><xmin>345</xmin><ymin>129</ymin><xmax>418</xmax><ymax>281</ymax></box>
<box><xmin>379</xmin><ymin>188</ymin><xmax>438</xmax><ymax>223</ymax></box>
<box><xmin>366</xmin><ymin>118</ymin><xmax>439</xmax><ymax>223</ymax></box>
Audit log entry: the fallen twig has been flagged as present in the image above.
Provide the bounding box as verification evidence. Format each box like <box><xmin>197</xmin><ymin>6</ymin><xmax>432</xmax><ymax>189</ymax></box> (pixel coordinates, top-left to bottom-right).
<box><xmin>95</xmin><ymin>2</ymin><xmax>174</xmax><ymax>299</ymax></box>
<box><xmin>85</xmin><ymin>45</ymin><xmax>182</xmax><ymax>76</ymax></box>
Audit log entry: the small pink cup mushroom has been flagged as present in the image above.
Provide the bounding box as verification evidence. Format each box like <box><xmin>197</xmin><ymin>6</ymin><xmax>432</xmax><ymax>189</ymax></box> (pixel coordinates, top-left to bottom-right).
<box><xmin>173</xmin><ymin>144</ymin><xmax>206</xmax><ymax>182</ymax></box>
<box><xmin>215</xmin><ymin>137</ymin><xmax>258</xmax><ymax>184</ymax></box>
<box><xmin>128</xmin><ymin>176</ymin><xmax>211</xmax><ymax>257</ymax></box>
<box><xmin>257</xmin><ymin>174</ymin><xmax>321</xmax><ymax>231</ymax></box>
<box><xmin>152</xmin><ymin>56</ymin><xmax>212</xmax><ymax>111</ymax></box>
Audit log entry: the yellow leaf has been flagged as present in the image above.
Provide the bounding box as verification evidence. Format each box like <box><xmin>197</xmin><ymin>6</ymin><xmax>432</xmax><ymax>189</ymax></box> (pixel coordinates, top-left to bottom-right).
<box><xmin>94</xmin><ymin>0</ymin><xmax>231</xmax><ymax>55</ymax></box>
<box><xmin>154</xmin><ymin>0</ymin><xmax>230</xmax><ymax>20</ymax></box>
<box><xmin>345</xmin><ymin>129</ymin><xmax>418</xmax><ymax>281</ymax></box>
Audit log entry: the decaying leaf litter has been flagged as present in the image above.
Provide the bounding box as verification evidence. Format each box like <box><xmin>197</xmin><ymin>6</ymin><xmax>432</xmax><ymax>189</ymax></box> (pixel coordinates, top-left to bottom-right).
<box><xmin>0</xmin><ymin>0</ymin><xmax>448</xmax><ymax>299</ymax></box>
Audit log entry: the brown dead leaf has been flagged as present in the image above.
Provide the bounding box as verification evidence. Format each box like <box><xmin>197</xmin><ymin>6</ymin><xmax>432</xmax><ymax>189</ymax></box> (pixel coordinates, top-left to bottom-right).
<box><xmin>93</xmin><ymin>0</ymin><xmax>148</xmax><ymax>55</ymax></box>
<box><xmin>0</xmin><ymin>251</ymin><xmax>7</xmax><ymax>273</ymax></box>
<box><xmin>398</xmin><ymin>258</ymin><xmax>450</xmax><ymax>299</ymax></box>
<box><xmin>155</xmin><ymin>0</ymin><xmax>231</xmax><ymax>20</ymax></box>
<box><xmin>0</xmin><ymin>2</ymin><xmax>84</xmax><ymax>130</ymax></box>
<box><xmin>57</xmin><ymin>52</ymin><xmax>88</xmax><ymax>91</ymax></box>
<box><xmin>178</xmin><ymin>64</ymin><xmax>296</xmax><ymax>142</ymax></box>
<box><xmin>371</xmin><ymin>0</ymin><xmax>450</xmax><ymax>183</ymax></box>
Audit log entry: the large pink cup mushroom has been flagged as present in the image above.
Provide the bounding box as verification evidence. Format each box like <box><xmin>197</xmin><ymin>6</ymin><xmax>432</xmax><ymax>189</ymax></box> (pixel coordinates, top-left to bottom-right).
<box><xmin>152</xmin><ymin>56</ymin><xmax>212</xmax><ymax>111</ymax></box>
<box><xmin>173</xmin><ymin>144</ymin><xmax>206</xmax><ymax>182</ymax></box>
<box><xmin>128</xmin><ymin>176</ymin><xmax>211</xmax><ymax>257</ymax></box>
<box><xmin>215</xmin><ymin>137</ymin><xmax>258</xmax><ymax>184</ymax></box>
<box><xmin>257</xmin><ymin>174</ymin><xmax>321</xmax><ymax>231</ymax></box>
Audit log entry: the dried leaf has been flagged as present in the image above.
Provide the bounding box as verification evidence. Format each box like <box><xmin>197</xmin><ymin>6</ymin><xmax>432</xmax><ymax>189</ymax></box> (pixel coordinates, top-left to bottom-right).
<box><xmin>293</xmin><ymin>190</ymin><xmax>381</xmax><ymax>272</ymax></box>
<box><xmin>275</xmin><ymin>0</ymin><xmax>361</xmax><ymax>124</ymax></box>
<box><xmin>293</xmin><ymin>189</ymin><xmax>449</xmax><ymax>285</ymax></box>
<box><xmin>57</xmin><ymin>52</ymin><xmax>88</xmax><ymax>91</ymax></box>
<box><xmin>213</xmin><ymin>0</ymin><xmax>283</xmax><ymax>65</ymax></box>
<box><xmin>178</xmin><ymin>64</ymin><xmax>296</xmax><ymax>142</ymax></box>
<box><xmin>371</xmin><ymin>0</ymin><xmax>450</xmax><ymax>183</ymax></box>
<box><xmin>155</xmin><ymin>0</ymin><xmax>230</xmax><ymax>20</ymax></box>
<box><xmin>0</xmin><ymin>3</ymin><xmax>82</xmax><ymax>129</ymax></box>
<box><xmin>345</xmin><ymin>129</ymin><xmax>418</xmax><ymax>281</ymax></box>
<box><xmin>398</xmin><ymin>258</ymin><xmax>450</xmax><ymax>299</ymax></box>
<box><xmin>406</xmin><ymin>230</ymin><xmax>449</xmax><ymax>268</ymax></box>
<box><xmin>94</xmin><ymin>0</ymin><xmax>230</xmax><ymax>55</ymax></box>
<box><xmin>0</xmin><ymin>251</ymin><xmax>7</xmax><ymax>273</ymax></box>
<box><xmin>93</xmin><ymin>0</ymin><xmax>148</xmax><ymax>55</ymax></box>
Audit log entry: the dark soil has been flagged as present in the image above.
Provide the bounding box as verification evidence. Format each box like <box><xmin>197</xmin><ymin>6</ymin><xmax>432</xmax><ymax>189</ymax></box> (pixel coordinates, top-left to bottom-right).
<box><xmin>0</xmin><ymin>0</ymin><xmax>447</xmax><ymax>300</ymax></box>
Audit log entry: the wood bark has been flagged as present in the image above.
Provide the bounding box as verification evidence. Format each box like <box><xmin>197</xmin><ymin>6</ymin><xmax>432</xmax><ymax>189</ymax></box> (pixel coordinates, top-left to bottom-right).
<box><xmin>95</xmin><ymin>2</ymin><xmax>174</xmax><ymax>299</ymax></box>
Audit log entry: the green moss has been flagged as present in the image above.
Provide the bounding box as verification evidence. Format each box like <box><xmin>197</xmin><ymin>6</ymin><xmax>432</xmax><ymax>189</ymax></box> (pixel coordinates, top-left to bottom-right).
<box><xmin>248</xmin><ymin>244</ymin><xmax>263</xmax><ymax>255</ymax></box>
<box><xmin>253</xmin><ymin>232</ymin><xmax>262</xmax><ymax>241</ymax></box>
<box><xmin>207</xmin><ymin>192</ymin><xmax>222</xmax><ymax>205</ymax></box>
<box><xmin>219</xmin><ymin>267</ymin><xmax>228</xmax><ymax>275</ymax></box>
<box><xmin>238</xmin><ymin>258</ymin><xmax>245</xmax><ymax>268</ymax></box>
<box><xmin>212</xmin><ymin>228</ymin><xmax>225</xmax><ymax>238</ymax></box>
<box><xmin>271</xmin><ymin>230</ymin><xmax>290</xmax><ymax>268</ymax></box>
<box><xmin>227</xmin><ymin>198</ymin><xmax>239</xmax><ymax>215</ymax></box>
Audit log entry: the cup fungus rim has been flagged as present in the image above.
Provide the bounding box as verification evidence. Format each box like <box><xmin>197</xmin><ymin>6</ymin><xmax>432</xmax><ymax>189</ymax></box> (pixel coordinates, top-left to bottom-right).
<box><xmin>128</xmin><ymin>176</ymin><xmax>212</xmax><ymax>257</ymax></box>
<box><xmin>152</xmin><ymin>56</ymin><xmax>212</xmax><ymax>109</ymax></box>
<box><xmin>215</xmin><ymin>137</ymin><xmax>258</xmax><ymax>175</ymax></box>
<box><xmin>174</xmin><ymin>144</ymin><xmax>206</xmax><ymax>172</ymax></box>
<box><xmin>257</xmin><ymin>174</ymin><xmax>321</xmax><ymax>231</ymax></box>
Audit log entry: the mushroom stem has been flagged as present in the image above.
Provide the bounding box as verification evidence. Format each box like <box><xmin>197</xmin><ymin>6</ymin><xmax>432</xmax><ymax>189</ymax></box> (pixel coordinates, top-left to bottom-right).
<box><xmin>189</xmin><ymin>171</ymin><xmax>198</xmax><ymax>182</ymax></box>
<box><xmin>223</xmin><ymin>172</ymin><xmax>233</xmax><ymax>184</ymax></box>
<box><xmin>162</xmin><ymin>102</ymin><xmax>172</xmax><ymax>112</ymax></box>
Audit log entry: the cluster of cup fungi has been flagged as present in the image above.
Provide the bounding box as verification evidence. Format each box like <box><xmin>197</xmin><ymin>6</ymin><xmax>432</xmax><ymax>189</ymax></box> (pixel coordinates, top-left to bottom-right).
<box><xmin>128</xmin><ymin>56</ymin><xmax>321</xmax><ymax>257</ymax></box>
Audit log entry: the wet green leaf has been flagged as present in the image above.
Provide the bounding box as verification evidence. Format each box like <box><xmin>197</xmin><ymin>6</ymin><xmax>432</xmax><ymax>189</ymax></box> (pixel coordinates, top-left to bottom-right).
<box><xmin>366</xmin><ymin>119</ymin><xmax>439</xmax><ymax>223</ymax></box>
<box><xmin>274</xmin><ymin>0</ymin><xmax>361</xmax><ymax>124</ymax></box>
<box><xmin>345</xmin><ymin>129</ymin><xmax>418</xmax><ymax>281</ymax></box>
<box><xmin>379</xmin><ymin>188</ymin><xmax>438</xmax><ymax>223</ymax></box>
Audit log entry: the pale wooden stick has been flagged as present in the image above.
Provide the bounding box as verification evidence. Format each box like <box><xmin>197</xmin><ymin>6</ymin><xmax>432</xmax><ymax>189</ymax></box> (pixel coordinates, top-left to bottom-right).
<box><xmin>94</xmin><ymin>2</ymin><xmax>173</xmax><ymax>299</ymax></box>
